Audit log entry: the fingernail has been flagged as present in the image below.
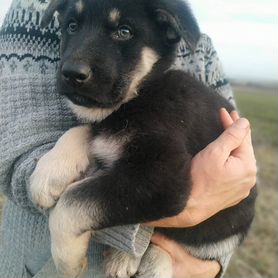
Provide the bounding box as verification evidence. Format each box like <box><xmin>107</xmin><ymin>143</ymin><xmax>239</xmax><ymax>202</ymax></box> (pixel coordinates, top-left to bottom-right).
<box><xmin>235</xmin><ymin>118</ymin><xmax>249</xmax><ymax>129</ymax></box>
<box><xmin>231</xmin><ymin>110</ymin><xmax>240</xmax><ymax>117</ymax></box>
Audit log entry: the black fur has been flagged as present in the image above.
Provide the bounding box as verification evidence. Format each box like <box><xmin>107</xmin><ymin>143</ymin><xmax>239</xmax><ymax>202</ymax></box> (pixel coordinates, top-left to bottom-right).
<box><xmin>44</xmin><ymin>0</ymin><xmax>256</xmax><ymax>262</ymax></box>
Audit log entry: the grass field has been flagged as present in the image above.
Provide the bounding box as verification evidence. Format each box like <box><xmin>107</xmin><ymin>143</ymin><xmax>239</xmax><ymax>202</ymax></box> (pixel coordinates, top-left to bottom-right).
<box><xmin>225</xmin><ymin>85</ymin><xmax>278</xmax><ymax>278</ymax></box>
<box><xmin>0</xmin><ymin>85</ymin><xmax>277</xmax><ymax>277</ymax></box>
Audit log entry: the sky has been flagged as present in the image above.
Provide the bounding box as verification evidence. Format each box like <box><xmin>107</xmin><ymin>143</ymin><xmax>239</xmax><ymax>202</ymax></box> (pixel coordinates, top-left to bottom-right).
<box><xmin>0</xmin><ymin>0</ymin><xmax>277</xmax><ymax>82</ymax></box>
<box><xmin>189</xmin><ymin>0</ymin><xmax>278</xmax><ymax>82</ymax></box>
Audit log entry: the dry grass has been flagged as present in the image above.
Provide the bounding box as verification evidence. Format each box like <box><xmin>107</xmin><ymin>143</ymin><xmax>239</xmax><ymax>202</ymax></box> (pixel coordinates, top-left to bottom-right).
<box><xmin>0</xmin><ymin>195</ymin><xmax>4</xmax><ymax>218</ymax></box>
<box><xmin>225</xmin><ymin>86</ymin><xmax>278</xmax><ymax>278</ymax></box>
<box><xmin>0</xmin><ymin>85</ymin><xmax>277</xmax><ymax>277</ymax></box>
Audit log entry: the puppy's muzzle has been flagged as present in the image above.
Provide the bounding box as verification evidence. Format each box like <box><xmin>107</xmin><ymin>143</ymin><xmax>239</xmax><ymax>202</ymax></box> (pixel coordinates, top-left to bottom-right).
<box><xmin>62</xmin><ymin>62</ymin><xmax>92</xmax><ymax>87</ymax></box>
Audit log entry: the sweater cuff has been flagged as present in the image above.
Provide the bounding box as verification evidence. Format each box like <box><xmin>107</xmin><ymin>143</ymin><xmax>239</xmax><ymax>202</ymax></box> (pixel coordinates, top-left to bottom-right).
<box><xmin>93</xmin><ymin>225</ymin><xmax>153</xmax><ymax>257</ymax></box>
<box><xmin>10</xmin><ymin>143</ymin><xmax>55</xmax><ymax>214</ymax></box>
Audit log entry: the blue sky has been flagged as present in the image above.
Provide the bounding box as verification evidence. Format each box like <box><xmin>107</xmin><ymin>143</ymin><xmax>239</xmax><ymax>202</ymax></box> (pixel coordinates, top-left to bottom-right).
<box><xmin>0</xmin><ymin>0</ymin><xmax>277</xmax><ymax>82</ymax></box>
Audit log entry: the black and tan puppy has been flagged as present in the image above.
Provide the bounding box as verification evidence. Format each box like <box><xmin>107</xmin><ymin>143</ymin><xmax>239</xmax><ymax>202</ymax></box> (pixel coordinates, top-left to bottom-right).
<box><xmin>30</xmin><ymin>0</ymin><xmax>256</xmax><ymax>277</ymax></box>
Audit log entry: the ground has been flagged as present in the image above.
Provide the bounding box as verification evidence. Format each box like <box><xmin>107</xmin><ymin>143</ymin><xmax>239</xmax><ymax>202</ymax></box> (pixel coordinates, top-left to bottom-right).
<box><xmin>225</xmin><ymin>85</ymin><xmax>277</xmax><ymax>277</ymax></box>
<box><xmin>0</xmin><ymin>84</ymin><xmax>277</xmax><ymax>277</ymax></box>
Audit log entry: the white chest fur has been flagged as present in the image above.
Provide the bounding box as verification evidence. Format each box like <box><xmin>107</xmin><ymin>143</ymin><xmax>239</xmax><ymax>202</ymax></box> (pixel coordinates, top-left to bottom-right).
<box><xmin>91</xmin><ymin>134</ymin><xmax>130</xmax><ymax>168</ymax></box>
<box><xmin>185</xmin><ymin>234</ymin><xmax>241</xmax><ymax>260</ymax></box>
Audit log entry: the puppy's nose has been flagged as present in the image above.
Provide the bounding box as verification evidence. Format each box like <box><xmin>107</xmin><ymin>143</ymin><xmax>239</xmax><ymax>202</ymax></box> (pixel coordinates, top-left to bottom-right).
<box><xmin>62</xmin><ymin>62</ymin><xmax>91</xmax><ymax>86</ymax></box>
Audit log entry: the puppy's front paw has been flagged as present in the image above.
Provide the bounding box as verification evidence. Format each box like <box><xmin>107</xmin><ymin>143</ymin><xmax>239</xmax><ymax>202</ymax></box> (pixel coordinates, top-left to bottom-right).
<box><xmin>104</xmin><ymin>248</ymin><xmax>141</xmax><ymax>278</ymax></box>
<box><xmin>135</xmin><ymin>244</ymin><xmax>172</xmax><ymax>278</ymax></box>
<box><xmin>30</xmin><ymin>147</ymin><xmax>89</xmax><ymax>209</ymax></box>
<box><xmin>30</xmin><ymin>126</ymin><xmax>91</xmax><ymax>209</ymax></box>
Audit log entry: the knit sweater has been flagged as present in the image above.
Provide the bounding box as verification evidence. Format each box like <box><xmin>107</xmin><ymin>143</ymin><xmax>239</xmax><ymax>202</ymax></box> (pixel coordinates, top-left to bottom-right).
<box><xmin>0</xmin><ymin>0</ymin><xmax>235</xmax><ymax>277</ymax></box>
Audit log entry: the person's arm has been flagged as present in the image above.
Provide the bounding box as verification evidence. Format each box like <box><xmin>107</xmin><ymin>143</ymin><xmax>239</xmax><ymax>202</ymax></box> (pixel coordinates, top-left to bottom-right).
<box><xmin>0</xmin><ymin>0</ymin><xmax>73</xmax><ymax>213</ymax></box>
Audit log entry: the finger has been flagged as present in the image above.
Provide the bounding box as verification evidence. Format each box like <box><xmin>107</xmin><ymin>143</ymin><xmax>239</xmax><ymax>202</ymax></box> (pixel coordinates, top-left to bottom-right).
<box><xmin>152</xmin><ymin>234</ymin><xmax>221</xmax><ymax>278</ymax></box>
<box><xmin>229</xmin><ymin>112</ymin><xmax>254</xmax><ymax>157</ymax></box>
<box><xmin>145</xmin><ymin>219</ymin><xmax>168</xmax><ymax>227</ymax></box>
<box><xmin>231</xmin><ymin>128</ymin><xmax>255</xmax><ymax>160</ymax></box>
<box><xmin>144</xmin><ymin>208</ymin><xmax>197</xmax><ymax>228</ymax></box>
<box><xmin>219</xmin><ymin>108</ymin><xmax>234</xmax><ymax>130</ymax></box>
<box><xmin>230</xmin><ymin>110</ymin><xmax>240</xmax><ymax>121</ymax></box>
<box><xmin>145</xmin><ymin>215</ymin><xmax>180</xmax><ymax>228</ymax></box>
<box><xmin>151</xmin><ymin>233</ymin><xmax>194</xmax><ymax>260</ymax></box>
<box><xmin>219</xmin><ymin>109</ymin><xmax>254</xmax><ymax>160</ymax></box>
<box><xmin>219</xmin><ymin>109</ymin><xmax>240</xmax><ymax>130</ymax></box>
<box><xmin>151</xmin><ymin>233</ymin><xmax>178</xmax><ymax>257</ymax></box>
<box><xmin>190</xmin><ymin>260</ymin><xmax>221</xmax><ymax>278</ymax></box>
<box><xmin>209</xmin><ymin>118</ymin><xmax>250</xmax><ymax>160</ymax></box>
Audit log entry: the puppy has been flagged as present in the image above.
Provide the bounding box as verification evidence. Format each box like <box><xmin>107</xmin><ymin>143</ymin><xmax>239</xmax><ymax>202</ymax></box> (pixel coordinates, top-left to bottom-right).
<box><xmin>30</xmin><ymin>0</ymin><xmax>256</xmax><ymax>277</ymax></box>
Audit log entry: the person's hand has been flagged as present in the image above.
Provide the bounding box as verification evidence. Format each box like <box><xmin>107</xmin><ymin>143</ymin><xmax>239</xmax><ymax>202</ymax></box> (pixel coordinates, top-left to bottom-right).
<box><xmin>151</xmin><ymin>233</ymin><xmax>221</xmax><ymax>278</ymax></box>
<box><xmin>146</xmin><ymin>108</ymin><xmax>257</xmax><ymax>227</ymax></box>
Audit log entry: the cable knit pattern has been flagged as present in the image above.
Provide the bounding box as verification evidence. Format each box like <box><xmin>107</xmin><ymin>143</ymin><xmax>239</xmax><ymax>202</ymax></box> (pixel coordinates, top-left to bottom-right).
<box><xmin>0</xmin><ymin>0</ymin><xmax>234</xmax><ymax>277</ymax></box>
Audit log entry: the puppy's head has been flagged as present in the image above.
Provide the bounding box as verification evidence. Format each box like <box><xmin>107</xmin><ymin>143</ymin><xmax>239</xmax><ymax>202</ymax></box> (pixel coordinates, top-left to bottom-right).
<box><xmin>42</xmin><ymin>0</ymin><xmax>200</xmax><ymax>122</ymax></box>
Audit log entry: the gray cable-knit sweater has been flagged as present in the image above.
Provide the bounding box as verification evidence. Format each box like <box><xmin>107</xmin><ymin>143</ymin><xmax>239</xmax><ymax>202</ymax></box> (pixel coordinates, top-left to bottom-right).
<box><xmin>0</xmin><ymin>0</ymin><xmax>235</xmax><ymax>277</ymax></box>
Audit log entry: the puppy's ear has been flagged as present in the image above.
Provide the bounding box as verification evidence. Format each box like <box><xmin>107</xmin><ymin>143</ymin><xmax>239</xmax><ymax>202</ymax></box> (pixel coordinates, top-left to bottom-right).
<box><xmin>41</xmin><ymin>0</ymin><xmax>67</xmax><ymax>28</ymax></box>
<box><xmin>152</xmin><ymin>0</ymin><xmax>201</xmax><ymax>50</ymax></box>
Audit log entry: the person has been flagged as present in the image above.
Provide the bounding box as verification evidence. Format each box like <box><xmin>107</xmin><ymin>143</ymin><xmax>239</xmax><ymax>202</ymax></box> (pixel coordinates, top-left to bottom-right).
<box><xmin>0</xmin><ymin>0</ymin><xmax>256</xmax><ymax>278</ymax></box>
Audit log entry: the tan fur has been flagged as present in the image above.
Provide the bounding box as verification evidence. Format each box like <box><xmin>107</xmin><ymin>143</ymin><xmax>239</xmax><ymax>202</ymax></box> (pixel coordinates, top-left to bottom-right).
<box><xmin>30</xmin><ymin>125</ymin><xmax>91</xmax><ymax>208</ymax></box>
<box><xmin>109</xmin><ymin>8</ymin><xmax>121</xmax><ymax>25</ymax></box>
<box><xmin>49</xmin><ymin>198</ymin><xmax>93</xmax><ymax>277</ymax></box>
<box><xmin>137</xmin><ymin>244</ymin><xmax>173</xmax><ymax>278</ymax></box>
<box><xmin>185</xmin><ymin>234</ymin><xmax>241</xmax><ymax>260</ymax></box>
<box><xmin>124</xmin><ymin>47</ymin><xmax>160</xmax><ymax>103</ymax></box>
<box><xmin>67</xmin><ymin>100</ymin><xmax>119</xmax><ymax>123</ymax></box>
<box><xmin>104</xmin><ymin>248</ymin><xmax>141</xmax><ymax>278</ymax></box>
<box><xmin>91</xmin><ymin>134</ymin><xmax>131</xmax><ymax>168</ymax></box>
<box><xmin>75</xmin><ymin>0</ymin><xmax>84</xmax><ymax>14</ymax></box>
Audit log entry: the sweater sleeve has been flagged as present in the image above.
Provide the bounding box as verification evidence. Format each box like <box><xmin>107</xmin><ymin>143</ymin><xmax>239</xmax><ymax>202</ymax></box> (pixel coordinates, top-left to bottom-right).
<box><xmin>173</xmin><ymin>34</ymin><xmax>236</xmax><ymax>107</ymax></box>
<box><xmin>0</xmin><ymin>0</ymin><xmax>152</xmax><ymax>256</ymax></box>
<box><xmin>0</xmin><ymin>2</ymin><xmax>77</xmax><ymax>211</ymax></box>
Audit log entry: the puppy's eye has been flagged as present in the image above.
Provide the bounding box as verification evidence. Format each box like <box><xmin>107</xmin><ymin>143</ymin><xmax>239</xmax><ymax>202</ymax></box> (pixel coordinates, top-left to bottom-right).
<box><xmin>67</xmin><ymin>19</ymin><xmax>78</xmax><ymax>34</ymax></box>
<box><xmin>113</xmin><ymin>25</ymin><xmax>133</xmax><ymax>41</ymax></box>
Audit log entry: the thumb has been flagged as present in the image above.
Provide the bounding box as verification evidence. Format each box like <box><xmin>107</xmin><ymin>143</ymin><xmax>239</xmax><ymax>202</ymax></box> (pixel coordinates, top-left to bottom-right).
<box><xmin>210</xmin><ymin>118</ymin><xmax>250</xmax><ymax>160</ymax></box>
